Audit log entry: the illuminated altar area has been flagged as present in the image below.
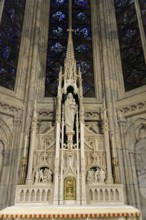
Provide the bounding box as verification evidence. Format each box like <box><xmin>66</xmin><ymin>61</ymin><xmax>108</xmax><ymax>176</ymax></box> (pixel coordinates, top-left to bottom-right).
<box><xmin>0</xmin><ymin>28</ymin><xmax>141</xmax><ymax>220</ymax></box>
<box><xmin>0</xmin><ymin>0</ymin><xmax>142</xmax><ymax>219</ymax></box>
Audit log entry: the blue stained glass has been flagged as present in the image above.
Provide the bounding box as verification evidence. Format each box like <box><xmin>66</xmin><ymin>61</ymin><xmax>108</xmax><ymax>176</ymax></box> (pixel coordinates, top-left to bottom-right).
<box><xmin>8</xmin><ymin>8</ymin><xmax>16</xmax><ymax>21</ymax></box>
<box><xmin>5</xmin><ymin>27</ymin><xmax>20</xmax><ymax>38</ymax></box>
<box><xmin>74</xmin><ymin>27</ymin><xmax>89</xmax><ymax>38</ymax></box>
<box><xmin>122</xmin><ymin>29</ymin><xmax>137</xmax><ymax>42</ymax></box>
<box><xmin>12</xmin><ymin>67</ymin><xmax>16</xmax><ymax>75</ymax></box>
<box><xmin>52</xmin><ymin>11</ymin><xmax>66</xmax><ymax>21</ymax></box>
<box><xmin>2</xmin><ymin>46</ymin><xmax>11</xmax><ymax>59</ymax></box>
<box><xmin>76</xmin><ymin>12</ymin><xmax>86</xmax><ymax>21</ymax></box>
<box><xmin>45</xmin><ymin>0</ymin><xmax>94</xmax><ymax>97</ymax></box>
<box><xmin>76</xmin><ymin>44</ymin><xmax>89</xmax><ymax>53</ymax></box>
<box><xmin>55</xmin><ymin>0</ymin><xmax>65</xmax><ymax>6</ymax></box>
<box><xmin>0</xmin><ymin>0</ymin><xmax>26</xmax><ymax>90</ymax></box>
<box><xmin>74</xmin><ymin>0</ymin><xmax>89</xmax><ymax>7</ymax></box>
<box><xmin>50</xmin><ymin>42</ymin><xmax>65</xmax><ymax>53</ymax></box>
<box><xmin>77</xmin><ymin>61</ymin><xmax>90</xmax><ymax>74</ymax></box>
<box><xmin>52</xmin><ymin>27</ymin><xmax>63</xmax><ymax>37</ymax></box>
<box><xmin>115</xmin><ymin>0</ymin><xmax>146</xmax><ymax>91</ymax></box>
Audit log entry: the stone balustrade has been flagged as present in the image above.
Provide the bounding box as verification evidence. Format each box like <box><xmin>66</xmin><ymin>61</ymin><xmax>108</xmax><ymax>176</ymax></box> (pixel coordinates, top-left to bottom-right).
<box><xmin>15</xmin><ymin>184</ymin><xmax>124</xmax><ymax>205</ymax></box>
<box><xmin>87</xmin><ymin>184</ymin><xmax>124</xmax><ymax>205</ymax></box>
<box><xmin>15</xmin><ymin>185</ymin><xmax>53</xmax><ymax>204</ymax></box>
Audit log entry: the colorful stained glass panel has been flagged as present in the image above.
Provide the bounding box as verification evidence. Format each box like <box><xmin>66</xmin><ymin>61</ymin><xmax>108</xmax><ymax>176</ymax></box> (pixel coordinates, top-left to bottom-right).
<box><xmin>0</xmin><ymin>0</ymin><xmax>26</xmax><ymax>90</ymax></box>
<box><xmin>115</xmin><ymin>0</ymin><xmax>146</xmax><ymax>91</ymax></box>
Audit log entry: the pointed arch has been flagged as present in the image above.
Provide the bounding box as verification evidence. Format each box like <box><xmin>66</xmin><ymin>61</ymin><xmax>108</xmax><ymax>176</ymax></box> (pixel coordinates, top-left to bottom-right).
<box><xmin>0</xmin><ymin>118</ymin><xmax>12</xmax><ymax>148</ymax></box>
<box><xmin>0</xmin><ymin>118</ymin><xmax>12</xmax><ymax>184</ymax></box>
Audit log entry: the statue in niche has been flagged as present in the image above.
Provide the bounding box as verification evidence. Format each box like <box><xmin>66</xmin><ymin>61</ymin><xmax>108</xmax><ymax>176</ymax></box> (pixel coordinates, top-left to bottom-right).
<box><xmin>65</xmin><ymin>93</ymin><xmax>76</xmax><ymax>134</ymax></box>
<box><xmin>34</xmin><ymin>168</ymin><xmax>53</xmax><ymax>184</ymax></box>
<box><xmin>95</xmin><ymin>167</ymin><xmax>100</xmax><ymax>182</ymax></box>
<box><xmin>87</xmin><ymin>169</ymin><xmax>94</xmax><ymax>183</ymax></box>
<box><xmin>99</xmin><ymin>168</ymin><xmax>106</xmax><ymax>183</ymax></box>
<box><xmin>87</xmin><ymin>167</ymin><xmax>106</xmax><ymax>184</ymax></box>
<box><xmin>47</xmin><ymin>168</ymin><xmax>53</xmax><ymax>183</ymax></box>
<box><xmin>39</xmin><ymin>169</ymin><xmax>44</xmax><ymax>182</ymax></box>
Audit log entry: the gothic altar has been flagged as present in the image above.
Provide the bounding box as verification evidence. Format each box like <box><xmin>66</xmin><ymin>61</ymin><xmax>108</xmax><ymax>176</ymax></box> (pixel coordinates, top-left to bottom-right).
<box><xmin>0</xmin><ymin>28</ymin><xmax>141</xmax><ymax>220</ymax></box>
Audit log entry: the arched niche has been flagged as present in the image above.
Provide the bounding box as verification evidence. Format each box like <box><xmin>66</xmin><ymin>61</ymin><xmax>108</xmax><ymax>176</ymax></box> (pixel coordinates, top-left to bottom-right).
<box><xmin>125</xmin><ymin>117</ymin><xmax>146</xmax><ymax>217</ymax></box>
<box><xmin>0</xmin><ymin>118</ymin><xmax>12</xmax><ymax>184</ymax></box>
<box><xmin>135</xmin><ymin>125</ymin><xmax>146</xmax><ymax>216</ymax></box>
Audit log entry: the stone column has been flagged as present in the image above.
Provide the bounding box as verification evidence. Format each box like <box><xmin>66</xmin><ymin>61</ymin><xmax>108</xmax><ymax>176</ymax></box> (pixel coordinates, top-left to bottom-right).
<box><xmin>99</xmin><ymin>0</ymin><xmax>120</xmax><ymax>183</ymax></box>
<box><xmin>129</xmin><ymin>152</ymin><xmax>141</xmax><ymax>209</ymax></box>
<box><xmin>5</xmin><ymin>114</ymin><xmax>22</xmax><ymax>207</ymax></box>
<box><xmin>102</xmin><ymin>106</ymin><xmax>113</xmax><ymax>184</ymax></box>
<box><xmin>76</xmin><ymin>110</ymin><xmax>80</xmax><ymax>204</ymax></box>
<box><xmin>91</xmin><ymin>0</ymin><xmax>103</xmax><ymax>103</ymax></box>
<box><xmin>117</xmin><ymin>111</ymin><xmax>136</xmax><ymax>205</ymax></box>
<box><xmin>80</xmin><ymin>105</ymin><xmax>86</xmax><ymax>204</ymax></box>
<box><xmin>117</xmin><ymin>111</ymin><xmax>128</xmax><ymax>202</ymax></box>
<box><xmin>53</xmin><ymin>96</ymin><xmax>61</xmax><ymax>205</ymax></box>
<box><xmin>26</xmin><ymin>101</ymin><xmax>37</xmax><ymax>184</ymax></box>
<box><xmin>59</xmin><ymin>105</ymin><xmax>64</xmax><ymax>204</ymax></box>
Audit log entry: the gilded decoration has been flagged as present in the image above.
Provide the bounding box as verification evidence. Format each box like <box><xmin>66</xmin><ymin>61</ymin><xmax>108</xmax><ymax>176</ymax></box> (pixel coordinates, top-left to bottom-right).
<box><xmin>64</xmin><ymin>177</ymin><xmax>76</xmax><ymax>200</ymax></box>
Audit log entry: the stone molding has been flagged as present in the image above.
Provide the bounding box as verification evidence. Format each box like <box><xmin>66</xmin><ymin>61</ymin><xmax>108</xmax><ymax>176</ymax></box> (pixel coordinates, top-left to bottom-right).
<box><xmin>38</xmin><ymin>110</ymin><xmax>100</xmax><ymax>121</ymax></box>
<box><xmin>38</xmin><ymin>111</ymin><xmax>54</xmax><ymax>121</ymax></box>
<box><xmin>0</xmin><ymin>100</ymin><xmax>23</xmax><ymax>116</ymax></box>
<box><xmin>85</xmin><ymin>111</ymin><xmax>100</xmax><ymax>121</ymax></box>
<box><xmin>117</xmin><ymin>100</ymin><xmax>146</xmax><ymax>117</ymax></box>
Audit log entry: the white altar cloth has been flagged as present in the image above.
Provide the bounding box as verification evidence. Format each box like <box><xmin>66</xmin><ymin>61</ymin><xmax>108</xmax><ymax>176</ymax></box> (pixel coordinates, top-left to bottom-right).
<box><xmin>0</xmin><ymin>205</ymin><xmax>141</xmax><ymax>219</ymax></box>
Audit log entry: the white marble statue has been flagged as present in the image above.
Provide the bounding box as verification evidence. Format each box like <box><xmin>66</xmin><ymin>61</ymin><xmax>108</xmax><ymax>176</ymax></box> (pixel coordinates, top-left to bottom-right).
<box><xmin>65</xmin><ymin>93</ymin><xmax>76</xmax><ymax>134</ymax></box>
<box><xmin>100</xmin><ymin>168</ymin><xmax>106</xmax><ymax>183</ymax></box>
<box><xmin>39</xmin><ymin>169</ymin><xmax>44</xmax><ymax>182</ymax></box>
<box><xmin>47</xmin><ymin>169</ymin><xmax>52</xmax><ymax>183</ymax></box>
<box><xmin>95</xmin><ymin>167</ymin><xmax>100</xmax><ymax>182</ymax></box>
<box><xmin>87</xmin><ymin>169</ymin><xmax>94</xmax><ymax>183</ymax></box>
<box><xmin>35</xmin><ymin>168</ymin><xmax>53</xmax><ymax>184</ymax></box>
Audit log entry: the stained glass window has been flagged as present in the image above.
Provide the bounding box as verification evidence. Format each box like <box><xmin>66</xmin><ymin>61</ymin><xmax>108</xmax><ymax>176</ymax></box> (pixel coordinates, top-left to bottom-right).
<box><xmin>73</xmin><ymin>0</ymin><xmax>94</xmax><ymax>97</ymax></box>
<box><xmin>45</xmin><ymin>0</ymin><xmax>68</xmax><ymax>97</ymax></box>
<box><xmin>45</xmin><ymin>0</ymin><xmax>94</xmax><ymax>97</ymax></box>
<box><xmin>115</xmin><ymin>0</ymin><xmax>146</xmax><ymax>91</ymax></box>
<box><xmin>0</xmin><ymin>0</ymin><xmax>26</xmax><ymax>90</ymax></box>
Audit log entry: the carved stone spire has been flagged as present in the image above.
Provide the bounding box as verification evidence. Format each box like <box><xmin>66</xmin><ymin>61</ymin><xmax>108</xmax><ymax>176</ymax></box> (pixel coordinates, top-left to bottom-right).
<box><xmin>66</xmin><ymin>29</ymin><xmax>75</xmax><ymax>60</ymax></box>
<box><xmin>63</xmin><ymin>29</ymin><xmax>78</xmax><ymax>94</ymax></box>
